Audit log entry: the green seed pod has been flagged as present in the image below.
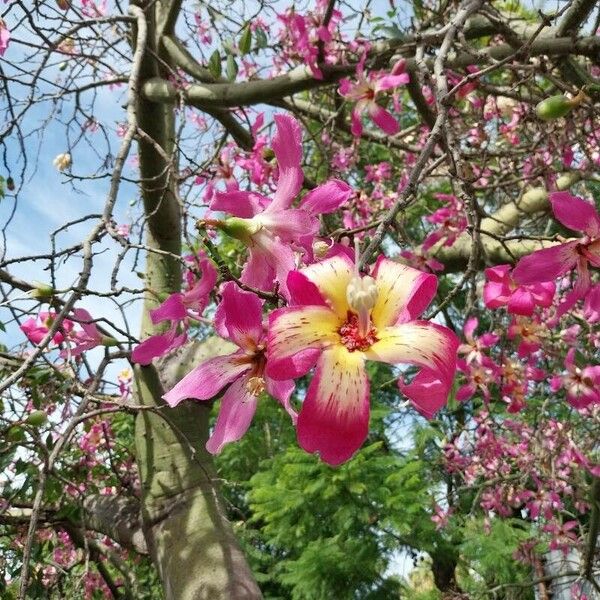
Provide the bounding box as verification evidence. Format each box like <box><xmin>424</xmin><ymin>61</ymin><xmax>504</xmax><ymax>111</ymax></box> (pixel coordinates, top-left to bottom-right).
<box><xmin>7</xmin><ymin>425</ymin><xmax>26</xmax><ymax>442</ymax></box>
<box><xmin>535</xmin><ymin>95</ymin><xmax>575</xmax><ymax>120</ymax></box>
<box><xmin>26</xmin><ymin>411</ymin><xmax>48</xmax><ymax>427</ymax></box>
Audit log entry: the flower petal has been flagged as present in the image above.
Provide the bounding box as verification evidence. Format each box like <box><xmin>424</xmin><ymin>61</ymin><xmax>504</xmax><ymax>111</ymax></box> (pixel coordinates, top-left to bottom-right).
<box><xmin>299</xmin><ymin>180</ymin><xmax>353</xmax><ymax>216</ymax></box>
<box><xmin>163</xmin><ymin>353</ymin><xmax>251</xmax><ymax>406</ymax></box>
<box><xmin>375</xmin><ymin>73</ymin><xmax>410</xmax><ymax>91</ymax></box>
<box><xmin>256</xmin><ymin>209</ymin><xmax>315</xmax><ymax>241</ymax></box>
<box><xmin>550</xmin><ymin>192</ymin><xmax>600</xmax><ymax>237</ymax></box>
<box><xmin>368</xmin><ymin>104</ymin><xmax>399</xmax><ymax>135</ymax></box>
<box><xmin>287</xmin><ymin>270</ymin><xmax>329</xmax><ymax>307</ymax></box>
<box><xmin>219</xmin><ymin>282</ymin><xmax>263</xmax><ymax>349</ymax></box>
<box><xmin>512</xmin><ymin>242</ymin><xmax>579</xmax><ymax>285</ymax></box>
<box><xmin>506</xmin><ymin>288</ymin><xmax>535</xmax><ymax>316</ymax></box>
<box><xmin>267</xmin><ymin>305</ymin><xmax>341</xmax><ymax>373</ymax></box>
<box><xmin>205</xmin><ymin>375</ymin><xmax>258</xmax><ymax>454</ymax></box>
<box><xmin>131</xmin><ymin>329</ymin><xmax>187</xmax><ymax>365</ymax></box>
<box><xmin>365</xmin><ymin>321</ymin><xmax>459</xmax><ymax>384</ymax></box>
<box><xmin>269</xmin><ymin>114</ymin><xmax>303</xmax><ymax>211</ymax></box>
<box><xmin>266</xmin><ymin>376</ymin><xmax>297</xmax><ymax>423</ymax></box>
<box><xmin>371</xmin><ymin>257</ymin><xmax>437</xmax><ymax>327</ymax></box>
<box><xmin>399</xmin><ymin>369</ymin><xmax>453</xmax><ymax>418</ymax></box>
<box><xmin>297</xmin><ymin>345</ymin><xmax>369</xmax><ymax>466</ymax></box>
<box><xmin>211</xmin><ymin>190</ymin><xmax>269</xmax><ymax>218</ymax></box>
<box><xmin>299</xmin><ymin>254</ymin><xmax>355</xmax><ymax>316</ymax></box>
<box><xmin>150</xmin><ymin>293</ymin><xmax>187</xmax><ymax>325</ymax></box>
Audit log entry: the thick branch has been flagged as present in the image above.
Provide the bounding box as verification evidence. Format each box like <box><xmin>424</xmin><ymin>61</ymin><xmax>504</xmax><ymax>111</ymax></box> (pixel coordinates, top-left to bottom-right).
<box><xmin>142</xmin><ymin>35</ymin><xmax>600</xmax><ymax>109</ymax></box>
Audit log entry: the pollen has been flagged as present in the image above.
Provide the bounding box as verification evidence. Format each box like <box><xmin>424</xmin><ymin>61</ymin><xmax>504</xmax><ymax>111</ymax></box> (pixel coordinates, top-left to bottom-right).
<box><xmin>339</xmin><ymin>312</ymin><xmax>378</xmax><ymax>352</ymax></box>
<box><xmin>246</xmin><ymin>376</ymin><xmax>266</xmax><ymax>397</ymax></box>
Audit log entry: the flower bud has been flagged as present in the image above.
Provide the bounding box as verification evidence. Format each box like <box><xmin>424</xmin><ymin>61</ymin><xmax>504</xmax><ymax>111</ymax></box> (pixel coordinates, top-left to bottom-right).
<box><xmin>101</xmin><ymin>336</ymin><xmax>118</xmax><ymax>347</ymax></box>
<box><xmin>29</xmin><ymin>281</ymin><xmax>54</xmax><ymax>300</ymax></box>
<box><xmin>6</xmin><ymin>177</ymin><xmax>14</xmax><ymax>191</ymax></box>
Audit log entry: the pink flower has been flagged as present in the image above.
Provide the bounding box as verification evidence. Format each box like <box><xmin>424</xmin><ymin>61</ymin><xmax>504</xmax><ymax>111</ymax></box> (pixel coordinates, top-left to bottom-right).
<box><xmin>21</xmin><ymin>312</ymin><xmax>74</xmax><ymax>346</ymax></box>
<box><xmin>422</xmin><ymin>193</ymin><xmax>467</xmax><ymax>251</ymax></box>
<box><xmin>208</xmin><ymin>115</ymin><xmax>351</xmax><ymax>296</ymax></box>
<box><xmin>554</xmin><ymin>348</ymin><xmax>600</xmax><ymax>409</ymax></box>
<box><xmin>484</xmin><ymin>264</ymin><xmax>555</xmax><ymax>316</ymax></box>
<box><xmin>267</xmin><ymin>254</ymin><xmax>458</xmax><ymax>465</ymax></box>
<box><xmin>163</xmin><ymin>283</ymin><xmax>295</xmax><ymax>454</ymax></box>
<box><xmin>513</xmin><ymin>192</ymin><xmax>600</xmax><ymax>317</ymax></box>
<box><xmin>0</xmin><ymin>18</ymin><xmax>10</xmax><ymax>56</ymax></box>
<box><xmin>338</xmin><ymin>58</ymin><xmax>409</xmax><ymax>137</ymax></box>
<box><xmin>132</xmin><ymin>252</ymin><xmax>217</xmax><ymax>365</ymax></box>
<box><xmin>60</xmin><ymin>308</ymin><xmax>105</xmax><ymax>357</ymax></box>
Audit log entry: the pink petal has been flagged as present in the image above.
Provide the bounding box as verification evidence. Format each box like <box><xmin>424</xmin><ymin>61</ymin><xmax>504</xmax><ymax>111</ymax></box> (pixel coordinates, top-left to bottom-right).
<box><xmin>371</xmin><ymin>257</ymin><xmax>437</xmax><ymax>327</ymax></box>
<box><xmin>162</xmin><ymin>353</ymin><xmax>251</xmax><ymax>406</ymax></box>
<box><xmin>400</xmin><ymin>369</ymin><xmax>453</xmax><ymax>418</ymax></box>
<box><xmin>287</xmin><ymin>270</ymin><xmax>328</xmax><ymax>307</ymax></box>
<box><xmin>506</xmin><ymin>288</ymin><xmax>536</xmax><ymax>316</ymax></box>
<box><xmin>299</xmin><ymin>180</ymin><xmax>353</xmax><ymax>216</ymax></box>
<box><xmin>241</xmin><ymin>232</ymin><xmax>297</xmax><ymax>297</ymax></box>
<box><xmin>71</xmin><ymin>308</ymin><xmax>101</xmax><ymax>339</ymax></box>
<box><xmin>375</xmin><ymin>73</ymin><xmax>410</xmax><ymax>92</ymax></box>
<box><xmin>150</xmin><ymin>294</ymin><xmax>187</xmax><ymax>325</ymax></box>
<box><xmin>265</xmin><ymin>376</ymin><xmax>297</xmax><ymax>423</ymax></box>
<box><xmin>350</xmin><ymin>108</ymin><xmax>363</xmax><ymax>137</ymax></box>
<box><xmin>298</xmin><ymin>253</ymin><xmax>355</xmax><ymax>316</ymax></box>
<box><xmin>131</xmin><ymin>329</ymin><xmax>187</xmax><ymax>365</ymax></box>
<box><xmin>365</xmin><ymin>321</ymin><xmax>459</xmax><ymax>386</ymax></box>
<box><xmin>512</xmin><ymin>242</ymin><xmax>579</xmax><ymax>285</ymax></box>
<box><xmin>456</xmin><ymin>382</ymin><xmax>476</xmax><ymax>402</ymax></box>
<box><xmin>219</xmin><ymin>282</ymin><xmax>263</xmax><ymax>349</ymax></box>
<box><xmin>205</xmin><ymin>375</ymin><xmax>258</xmax><ymax>454</ymax></box>
<box><xmin>257</xmin><ymin>209</ymin><xmax>315</xmax><ymax>240</ymax></box>
<box><xmin>266</xmin><ymin>348</ymin><xmax>321</xmax><ymax>380</ymax></box>
<box><xmin>550</xmin><ymin>192</ymin><xmax>600</xmax><ymax>237</ymax></box>
<box><xmin>368</xmin><ymin>104</ymin><xmax>399</xmax><ymax>135</ymax></box>
<box><xmin>267</xmin><ymin>305</ymin><xmax>341</xmax><ymax>372</ymax></box>
<box><xmin>584</xmin><ymin>283</ymin><xmax>600</xmax><ymax>322</ymax></box>
<box><xmin>211</xmin><ymin>190</ymin><xmax>269</xmax><ymax>218</ymax></box>
<box><xmin>269</xmin><ymin>114</ymin><xmax>303</xmax><ymax>211</ymax></box>
<box><xmin>297</xmin><ymin>346</ymin><xmax>369</xmax><ymax>466</ymax></box>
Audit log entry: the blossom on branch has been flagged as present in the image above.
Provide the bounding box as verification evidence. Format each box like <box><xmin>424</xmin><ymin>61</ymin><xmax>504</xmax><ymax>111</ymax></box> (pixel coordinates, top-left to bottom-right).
<box><xmin>267</xmin><ymin>253</ymin><xmax>458</xmax><ymax>465</ymax></box>
<box><xmin>513</xmin><ymin>192</ymin><xmax>600</xmax><ymax>318</ymax></box>
<box><xmin>163</xmin><ymin>283</ymin><xmax>295</xmax><ymax>454</ymax></box>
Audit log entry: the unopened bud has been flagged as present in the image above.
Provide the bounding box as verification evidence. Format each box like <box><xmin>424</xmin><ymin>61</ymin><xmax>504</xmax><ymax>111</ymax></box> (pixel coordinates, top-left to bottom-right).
<box><xmin>56</xmin><ymin>0</ymin><xmax>70</xmax><ymax>8</ymax></box>
<box><xmin>101</xmin><ymin>336</ymin><xmax>118</xmax><ymax>347</ymax></box>
<box><xmin>6</xmin><ymin>177</ymin><xmax>14</xmax><ymax>191</ymax></box>
<box><xmin>262</xmin><ymin>148</ymin><xmax>275</xmax><ymax>161</ymax></box>
<box><xmin>29</xmin><ymin>282</ymin><xmax>54</xmax><ymax>300</ymax></box>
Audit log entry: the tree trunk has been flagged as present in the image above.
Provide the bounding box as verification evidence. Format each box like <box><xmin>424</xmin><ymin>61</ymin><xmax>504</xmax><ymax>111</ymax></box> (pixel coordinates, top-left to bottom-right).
<box><xmin>131</xmin><ymin>2</ymin><xmax>261</xmax><ymax>597</ymax></box>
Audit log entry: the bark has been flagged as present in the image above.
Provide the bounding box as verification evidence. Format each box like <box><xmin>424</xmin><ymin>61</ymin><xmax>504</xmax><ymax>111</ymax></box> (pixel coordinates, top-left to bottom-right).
<box><xmin>131</xmin><ymin>2</ymin><xmax>261</xmax><ymax>598</ymax></box>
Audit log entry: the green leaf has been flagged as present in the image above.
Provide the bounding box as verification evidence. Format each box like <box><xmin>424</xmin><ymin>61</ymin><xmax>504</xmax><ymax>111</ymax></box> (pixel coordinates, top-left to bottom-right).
<box><xmin>0</xmin><ymin>321</ymin><xmax>5</xmax><ymax>332</ymax></box>
<box><xmin>254</xmin><ymin>29</ymin><xmax>268</xmax><ymax>50</ymax></box>
<box><xmin>226</xmin><ymin>54</ymin><xmax>238</xmax><ymax>81</ymax></box>
<box><xmin>208</xmin><ymin>49</ymin><xmax>222</xmax><ymax>79</ymax></box>
<box><xmin>239</xmin><ymin>26</ymin><xmax>252</xmax><ymax>55</ymax></box>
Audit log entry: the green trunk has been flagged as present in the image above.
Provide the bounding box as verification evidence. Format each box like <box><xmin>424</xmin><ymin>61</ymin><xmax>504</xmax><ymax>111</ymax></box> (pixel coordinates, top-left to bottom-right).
<box><xmin>131</xmin><ymin>2</ymin><xmax>261</xmax><ymax>597</ymax></box>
